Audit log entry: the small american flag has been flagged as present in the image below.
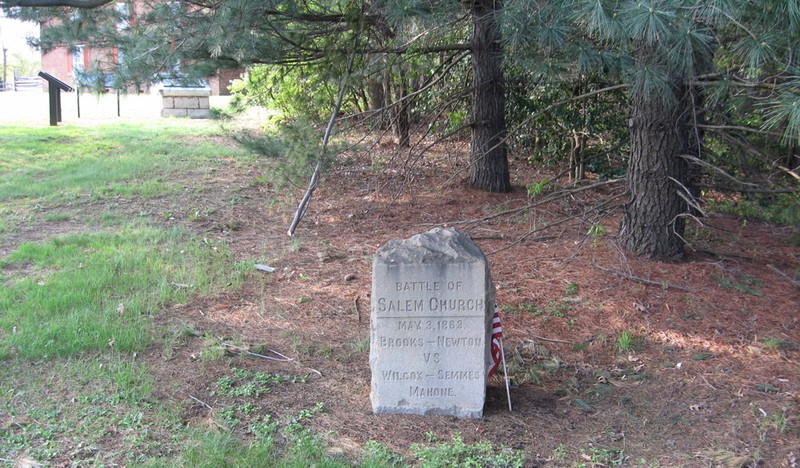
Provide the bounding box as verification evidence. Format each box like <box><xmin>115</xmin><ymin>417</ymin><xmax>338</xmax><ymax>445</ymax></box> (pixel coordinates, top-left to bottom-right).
<box><xmin>487</xmin><ymin>307</ymin><xmax>504</xmax><ymax>378</ymax></box>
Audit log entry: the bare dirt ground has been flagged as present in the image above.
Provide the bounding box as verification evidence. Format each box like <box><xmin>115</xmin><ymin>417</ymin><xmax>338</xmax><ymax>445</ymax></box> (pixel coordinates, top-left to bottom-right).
<box><xmin>133</xmin><ymin>136</ymin><xmax>798</xmax><ymax>466</ymax></box>
<box><xmin>3</xmin><ymin>95</ymin><xmax>797</xmax><ymax>465</ymax></box>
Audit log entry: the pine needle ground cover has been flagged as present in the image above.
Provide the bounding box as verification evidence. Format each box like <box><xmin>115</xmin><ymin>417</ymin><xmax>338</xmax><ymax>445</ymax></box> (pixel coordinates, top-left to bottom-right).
<box><xmin>1</xmin><ymin>118</ymin><xmax>798</xmax><ymax>466</ymax></box>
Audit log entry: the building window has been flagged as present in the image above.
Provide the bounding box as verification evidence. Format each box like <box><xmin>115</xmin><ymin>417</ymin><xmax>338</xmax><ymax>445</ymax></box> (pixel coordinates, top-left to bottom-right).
<box><xmin>72</xmin><ymin>46</ymin><xmax>85</xmax><ymax>73</ymax></box>
<box><xmin>116</xmin><ymin>2</ymin><xmax>130</xmax><ymax>31</ymax></box>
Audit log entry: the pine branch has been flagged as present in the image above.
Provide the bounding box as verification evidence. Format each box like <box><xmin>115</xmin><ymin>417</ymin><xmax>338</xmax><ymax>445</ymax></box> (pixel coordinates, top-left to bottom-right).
<box><xmin>697</xmin><ymin>124</ymin><xmax>785</xmax><ymax>138</ymax></box>
<box><xmin>1</xmin><ymin>0</ymin><xmax>112</xmax><ymax>6</ymax></box>
<box><xmin>594</xmin><ymin>264</ymin><xmax>697</xmax><ymax>292</ymax></box>
<box><xmin>679</xmin><ymin>154</ymin><xmax>759</xmax><ymax>187</ymax></box>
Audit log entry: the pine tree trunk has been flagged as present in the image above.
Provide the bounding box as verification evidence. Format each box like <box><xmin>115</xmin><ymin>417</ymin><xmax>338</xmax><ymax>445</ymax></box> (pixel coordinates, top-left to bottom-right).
<box><xmin>393</xmin><ymin>65</ymin><xmax>410</xmax><ymax>147</ymax></box>
<box><xmin>469</xmin><ymin>0</ymin><xmax>511</xmax><ymax>192</ymax></box>
<box><xmin>368</xmin><ymin>77</ymin><xmax>384</xmax><ymax>123</ymax></box>
<box><xmin>621</xmin><ymin>87</ymin><xmax>693</xmax><ymax>260</ymax></box>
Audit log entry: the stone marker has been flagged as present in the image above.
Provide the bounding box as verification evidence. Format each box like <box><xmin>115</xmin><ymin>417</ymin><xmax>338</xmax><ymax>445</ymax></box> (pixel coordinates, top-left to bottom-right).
<box><xmin>370</xmin><ymin>227</ymin><xmax>495</xmax><ymax>418</ymax></box>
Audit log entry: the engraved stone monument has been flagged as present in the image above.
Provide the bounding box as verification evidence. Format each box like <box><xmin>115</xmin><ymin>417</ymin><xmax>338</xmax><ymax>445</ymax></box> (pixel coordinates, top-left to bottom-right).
<box><xmin>370</xmin><ymin>227</ymin><xmax>495</xmax><ymax>418</ymax></box>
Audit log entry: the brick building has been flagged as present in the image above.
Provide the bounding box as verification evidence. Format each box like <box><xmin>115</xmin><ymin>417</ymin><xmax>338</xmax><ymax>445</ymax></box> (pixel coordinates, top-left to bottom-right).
<box><xmin>39</xmin><ymin>3</ymin><xmax>241</xmax><ymax>95</ymax></box>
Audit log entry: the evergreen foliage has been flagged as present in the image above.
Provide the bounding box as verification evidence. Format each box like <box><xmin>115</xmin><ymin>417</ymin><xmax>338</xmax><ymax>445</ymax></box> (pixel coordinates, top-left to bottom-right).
<box><xmin>3</xmin><ymin>0</ymin><xmax>799</xmax><ymax>257</ymax></box>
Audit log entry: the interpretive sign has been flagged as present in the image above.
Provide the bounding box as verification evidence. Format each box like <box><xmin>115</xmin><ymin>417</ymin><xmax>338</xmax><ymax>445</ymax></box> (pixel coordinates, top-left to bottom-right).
<box><xmin>370</xmin><ymin>227</ymin><xmax>495</xmax><ymax>418</ymax></box>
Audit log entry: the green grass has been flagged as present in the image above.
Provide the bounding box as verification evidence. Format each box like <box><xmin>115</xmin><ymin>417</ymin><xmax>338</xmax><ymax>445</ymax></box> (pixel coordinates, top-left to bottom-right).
<box><xmin>616</xmin><ymin>330</ymin><xmax>636</xmax><ymax>353</ymax></box>
<box><xmin>0</xmin><ymin>225</ymin><xmax>248</xmax><ymax>359</ymax></box>
<box><xmin>0</xmin><ymin>356</ymin><xmax>175</xmax><ymax>464</ymax></box>
<box><xmin>0</xmin><ymin>122</ymin><xmax>246</xmax><ymax>205</ymax></box>
<box><xmin>411</xmin><ymin>433</ymin><xmax>524</xmax><ymax>467</ymax></box>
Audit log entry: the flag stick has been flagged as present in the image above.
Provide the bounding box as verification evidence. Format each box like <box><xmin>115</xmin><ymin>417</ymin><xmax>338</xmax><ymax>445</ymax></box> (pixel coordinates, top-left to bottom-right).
<box><xmin>499</xmin><ymin>339</ymin><xmax>512</xmax><ymax>411</ymax></box>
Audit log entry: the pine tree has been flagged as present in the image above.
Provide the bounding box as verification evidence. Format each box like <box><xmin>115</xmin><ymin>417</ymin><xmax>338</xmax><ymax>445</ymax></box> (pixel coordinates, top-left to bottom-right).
<box><xmin>572</xmin><ymin>0</ymin><xmax>800</xmax><ymax>259</ymax></box>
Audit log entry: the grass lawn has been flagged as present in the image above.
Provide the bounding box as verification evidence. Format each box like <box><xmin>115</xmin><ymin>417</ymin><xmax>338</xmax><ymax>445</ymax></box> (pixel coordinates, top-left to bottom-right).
<box><xmin>0</xmin><ymin>121</ymin><xmax>257</xmax><ymax>464</ymax></box>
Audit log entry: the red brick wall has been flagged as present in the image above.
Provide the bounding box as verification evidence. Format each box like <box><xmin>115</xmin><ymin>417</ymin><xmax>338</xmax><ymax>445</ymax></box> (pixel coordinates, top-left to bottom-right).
<box><xmin>207</xmin><ymin>68</ymin><xmax>244</xmax><ymax>96</ymax></box>
<box><xmin>40</xmin><ymin>47</ymin><xmax>73</xmax><ymax>91</ymax></box>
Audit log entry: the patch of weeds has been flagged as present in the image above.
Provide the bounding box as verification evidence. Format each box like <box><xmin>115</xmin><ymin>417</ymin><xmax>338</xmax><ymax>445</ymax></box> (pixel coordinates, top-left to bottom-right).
<box><xmin>213</xmin><ymin>367</ymin><xmax>302</xmax><ymax>398</ymax></box>
<box><xmin>162</xmin><ymin>323</ymin><xmax>200</xmax><ymax>360</ymax></box>
<box><xmin>501</xmin><ymin>303</ymin><xmax>541</xmax><ymax>316</ymax></box>
<box><xmin>360</xmin><ymin>440</ymin><xmax>406</xmax><ymax>467</ymax></box>
<box><xmin>347</xmin><ymin>336</ymin><xmax>370</xmax><ymax>353</ymax></box>
<box><xmin>708</xmin><ymin>192</ymin><xmax>800</xmax><ymax>227</ymax></box>
<box><xmin>692</xmin><ymin>352</ymin><xmax>715</xmax><ymax>361</ymax></box>
<box><xmin>711</xmin><ymin>271</ymin><xmax>763</xmax><ymax>296</ymax></box>
<box><xmin>97</xmin><ymin>210</ymin><xmax>124</xmax><ymax>226</ymax></box>
<box><xmin>290</xmin><ymin>236</ymin><xmax>302</xmax><ymax>252</ymax></box>
<box><xmin>0</xmin><ymin>357</ymin><xmax>183</xmax><ymax>464</ymax></box>
<box><xmin>587</xmin><ymin>223</ymin><xmax>606</xmax><ymax>246</ymax></box>
<box><xmin>217</xmin><ymin>406</ymin><xmax>240</xmax><ymax>428</ymax></box>
<box><xmin>572</xmin><ymin>342</ymin><xmax>589</xmax><ymax>352</ymax></box>
<box><xmin>249</xmin><ymin>414</ymin><xmax>280</xmax><ymax>440</ymax></box>
<box><xmin>616</xmin><ymin>330</ymin><xmax>636</xmax><ymax>353</ymax></box>
<box><xmin>198</xmin><ymin>336</ymin><xmax>231</xmax><ymax>361</ymax></box>
<box><xmin>411</xmin><ymin>433</ymin><xmax>524</xmax><ymax>468</ymax></box>
<box><xmin>681</xmin><ymin>310</ymin><xmax>702</xmax><ymax>321</ymax></box>
<box><xmin>300</xmin><ymin>342</ymin><xmax>334</xmax><ymax>358</ymax></box>
<box><xmin>237</xmin><ymin>402</ymin><xmax>259</xmax><ymax>416</ymax></box>
<box><xmin>763</xmin><ymin>338</ymin><xmax>793</xmax><ymax>351</ymax></box>
<box><xmin>500</xmin><ymin>304</ymin><xmax>517</xmax><ymax>315</ymax></box>
<box><xmin>704</xmin><ymin>449</ymin><xmax>758</xmax><ymax>468</ymax></box>
<box><xmin>547</xmin><ymin>300</ymin><xmax>571</xmax><ymax>318</ymax></box>
<box><xmin>571</xmin><ymin>398</ymin><xmax>592</xmax><ymax>411</ymax></box>
<box><xmin>566</xmin><ymin>318</ymin><xmax>577</xmax><ymax>330</ymax></box>
<box><xmin>565</xmin><ymin>281</ymin><xmax>579</xmax><ymax>296</ymax></box>
<box><xmin>188</xmin><ymin>207</ymin><xmax>215</xmax><ymax>222</ymax></box>
<box><xmin>756</xmin><ymin>383</ymin><xmax>779</xmax><ymax>393</ymax></box>
<box><xmin>760</xmin><ymin>409</ymin><xmax>789</xmax><ymax>436</ymax></box>
<box><xmin>686</xmin><ymin>225</ymin><xmax>713</xmax><ymax>242</ymax></box>
<box><xmin>526</xmin><ymin>178</ymin><xmax>551</xmax><ymax>198</ymax></box>
<box><xmin>520</xmin><ymin>355</ymin><xmax>563</xmax><ymax>385</ymax></box>
<box><xmin>578</xmin><ymin>446</ymin><xmax>625</xmax><ymax>467</ymax></box>
<box><xmin>0</xmin><ymin>218</ymin><xmax>16</xmax><ymax>234</ymax></box>
<box><xmin>167</xmin><ymin>430</ymin><xmax>276</xmax><ymax>467</ymax></box>
<box><xmin>525</xmin><ymin>368</ymin><xmax>543</xmax><ymax>385</ymax></box>
<box><xmin>551</xmin><ymin>443</ymin><xmax>568</xmax><ymax>462</ymax></box>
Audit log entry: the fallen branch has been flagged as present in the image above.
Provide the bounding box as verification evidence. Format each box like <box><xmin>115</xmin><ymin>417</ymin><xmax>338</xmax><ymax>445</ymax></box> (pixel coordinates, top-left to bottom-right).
<box><xmin>486</xmin><ymin>192</ymin><xmax>626</xmax><ymax>256</ymax></box>
<box><xmin>525</xmin><ymin>336</ymin><xmax>574</xmax><ymax>345</ymax></box>
<box><xmin>287</xmin><ymin>52</ymin><xmax>355</xmax><ymax>237</ymax></box>
<box><xmin>457</xmin><ymin>178</ymin><xmax>624</xmax><ymax>228</ymax></box>
<box><xmin>768</xmin><ymin>264</ymin><xmax>800</xmax><ymax>288</ymax></box>
<box><xmin>679</xmin><ymin>154</ymin><xmax>758</xmax><ymax>188</ymax></box>
<box><xmin>594</xmin><ymin>264</ymin><xmax>696</xmax><ymax>292</ymax></box>
<box><xmin>221</xmin><ymin>342</ymin><xmax>323</xmax><ymax>377</ymax></box>
<box><xmin>222</xmin><ymin>342</ymin><xmax>293</xmax><ymax>362</ymax></box>
<box><xmin>777</xmin><ymin>165</ymin><xmax>800</xmax><ymax>182</ymax></box>
<box><xmin>189</xmin><ymin>394</ymin><xmax>213</xmax><ymax>410</ymax></box>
